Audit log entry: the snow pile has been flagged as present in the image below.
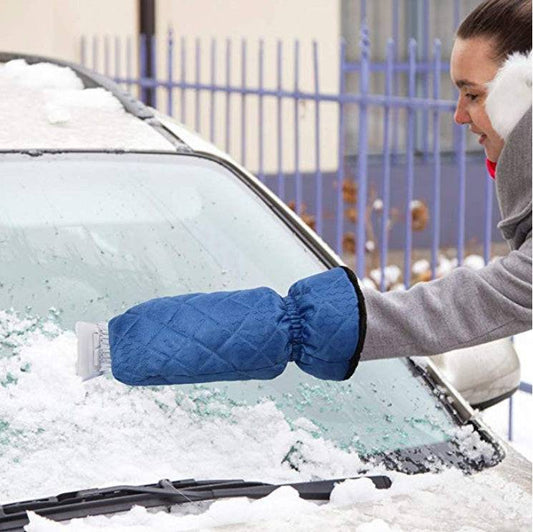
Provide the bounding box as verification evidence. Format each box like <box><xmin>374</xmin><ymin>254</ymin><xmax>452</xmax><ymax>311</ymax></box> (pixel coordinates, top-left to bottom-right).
<box><xmin>0</xmin><ymin>59</ymin><xmax>83</xmax><ymax>90</ymax></box>
<box><xmin>369</xmin><ymin>265</ymin><xmax>401</xmax><ymax>290</ymax></box>
<box><xmin>372</xmin><ymin>199</ymin><xmax>384</xmax><ymax>211</ymax></box>
<box><xmin>436</xmin><ymin>255</ymin><xmax>458</xmax><ymax>277</ymax></box>
<box><xmin>0</xmin><ymin>310</ymin><xmax>368</xmax><ymax>503</ymax></box>
<box><xmin>360</xmin><ymin>277</ymin><xmax>378</xmax><ymax>291</ymax></box>
<box><xmin>0</xmin><ymin>308</ymin><xmax>61</xmax><ymax>350</ymax></box>
<box><xmin>330</xmin><ymin>468</ymin><xmax>461</xmax><ymax>506</ymax></box>
<box><xmin>412</xmin><ymin>259</ymin><xmax>430</xmax><ymax>276</ymax></box>
<box><xmin>0</xmin><ymin>59</ymin><xmax>174</xmax><ymax>151</ymax></box>
<box><xmin>463</xmin><ymin>254</ymin><xmax>485</xmax><ymax>270</ymax></box>
<box><xmin>364</xmin><ymin>254</ymin><xmax>494</xmax><ymax>291</ymax></box>
<box><xmin>409</xmin><ymin>199</ymin><xmax>424</xmax><ymax>211</ymax></box>
<box><xmin>24</xmin><ymin>468</ymin><xmax>531</xmax><ymax>531</ymax></box>
<box><xmin>365</xmin><ymin>240</ymin><xmax>376</xmax><ymax>252</ymax></box>
<box><xmin>447</xmin><ymin>425</ymin><xmax>498</xmax><ymax>464</ymax></box>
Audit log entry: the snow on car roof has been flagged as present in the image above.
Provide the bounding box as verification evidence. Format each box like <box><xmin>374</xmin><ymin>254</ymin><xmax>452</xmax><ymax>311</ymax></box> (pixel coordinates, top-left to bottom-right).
<box><xmin>0</xmin><ymin>59</ymin><xmax>176</xmax><ymax>152</ymax></box>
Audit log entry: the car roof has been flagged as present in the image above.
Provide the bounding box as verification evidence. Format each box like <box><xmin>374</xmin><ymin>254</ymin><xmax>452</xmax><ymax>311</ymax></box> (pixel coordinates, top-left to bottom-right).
<box><xmin>0</xmin><ymin>52</ymin><xmax>192</xmax><ymax>153</ymax></box>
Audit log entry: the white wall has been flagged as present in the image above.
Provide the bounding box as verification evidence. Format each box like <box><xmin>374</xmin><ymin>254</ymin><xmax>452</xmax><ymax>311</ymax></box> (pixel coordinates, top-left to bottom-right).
<box><xmin>0</xmin><ymin>0</ymin><xmax>136</xmax><ymax>62</ymax></box>
<box><xmin>156</xmin><ymin>0</ymin><xmax>342</xmax><ymax>173</ymax></box>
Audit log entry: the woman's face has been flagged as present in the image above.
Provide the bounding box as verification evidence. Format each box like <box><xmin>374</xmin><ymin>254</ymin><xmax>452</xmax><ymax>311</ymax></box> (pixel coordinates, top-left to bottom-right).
<box><xmin>450</xmin><ymin>37</ymin><xmax>505</xmax><ymax>162</ymax></box>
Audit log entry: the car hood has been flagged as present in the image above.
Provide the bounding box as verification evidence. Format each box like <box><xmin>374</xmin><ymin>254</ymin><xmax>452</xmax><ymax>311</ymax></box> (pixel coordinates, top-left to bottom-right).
<box><xmin>24</xmin><ymin>443</ymin><xmax>527</xmax><ymax>531</ymax></box>
<box><xmin>215</xmin><ymin>445</ymin><xmax>531</xmax><ymax>531</ymax></box>
<box><xmin>343</xmin><ymin>444</ymin><xmax>531</xmax><ymax>532</ymax></box>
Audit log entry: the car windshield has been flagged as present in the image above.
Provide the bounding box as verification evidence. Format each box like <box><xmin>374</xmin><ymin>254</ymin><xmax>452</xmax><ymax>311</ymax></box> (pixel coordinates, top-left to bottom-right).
<box><xmin>0</xmin><ymin>152</ymin><xmax>498</xmax><ymax>502</ymax></box>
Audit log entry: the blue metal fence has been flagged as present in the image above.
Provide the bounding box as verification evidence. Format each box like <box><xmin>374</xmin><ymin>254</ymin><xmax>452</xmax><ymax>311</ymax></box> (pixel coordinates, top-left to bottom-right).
<box><xmin>80</xmin><ymin>28</ymin><xmax>491</xmax><ymax>281</ymax></box>
<box><xmin>80</xmin><ymin>25</ymin><xmax>530</xmax><ymax>442</ymax></box>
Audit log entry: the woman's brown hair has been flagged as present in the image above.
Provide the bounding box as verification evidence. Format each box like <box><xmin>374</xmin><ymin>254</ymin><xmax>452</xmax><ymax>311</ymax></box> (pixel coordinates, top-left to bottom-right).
<box><xmin>457</xmin><ymin>0</ymin><xmax>532</xmax><ymax>62</ymax></box>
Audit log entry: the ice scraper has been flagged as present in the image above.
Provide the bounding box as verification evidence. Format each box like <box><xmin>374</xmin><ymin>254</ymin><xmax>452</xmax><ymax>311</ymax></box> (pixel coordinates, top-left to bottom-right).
<box><xmin>76</xmin><ymin>267</ymin><xmax>366</xmax><ymax>385</ymax></box>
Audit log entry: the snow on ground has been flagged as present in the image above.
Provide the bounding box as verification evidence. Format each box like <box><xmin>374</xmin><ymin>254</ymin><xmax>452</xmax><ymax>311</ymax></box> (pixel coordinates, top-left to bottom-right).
<box><xmin>368</xmin><ymin>265</ymin><xmax>401</xmax><ymax>290</ymax></box>
<box><xmin>0</xmin><ymin>59</ymin><xmax>175</xmax><ymax>151</ymax></box>
<box><xmin>366</xmin><ymin>254</ymin><xmax>488</xmax><ymax>291</ymax></box>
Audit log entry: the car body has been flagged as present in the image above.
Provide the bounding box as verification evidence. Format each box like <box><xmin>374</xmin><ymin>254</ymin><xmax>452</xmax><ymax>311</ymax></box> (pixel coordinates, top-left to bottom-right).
<box><xmin>0</xmin><ymin>53</ymin><xmax>530</xmax><ymax>531</ymax></box>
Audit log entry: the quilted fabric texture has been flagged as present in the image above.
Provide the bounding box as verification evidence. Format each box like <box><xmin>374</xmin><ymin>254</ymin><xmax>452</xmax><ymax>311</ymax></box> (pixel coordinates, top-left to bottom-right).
<box><xmin>108</xmin><ymin>267</ymin><xmax>365</xmax><ymax>385</ymax></box>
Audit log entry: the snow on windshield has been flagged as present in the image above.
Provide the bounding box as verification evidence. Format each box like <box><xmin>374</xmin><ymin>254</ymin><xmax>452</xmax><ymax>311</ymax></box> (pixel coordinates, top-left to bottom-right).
<box><xmin>1</xmin><ymin>309</ymin><xmax>499</xmax><ymax>503</ymax></box>
<box><xmin>0</xmin><ymin>310</ymin><xmax>369</xmax><ymax>502</ymax></box>
<box><xmin>0</xmin><ymin>60</ymin><xmax>175</xmax><ymax>151</ymax></box>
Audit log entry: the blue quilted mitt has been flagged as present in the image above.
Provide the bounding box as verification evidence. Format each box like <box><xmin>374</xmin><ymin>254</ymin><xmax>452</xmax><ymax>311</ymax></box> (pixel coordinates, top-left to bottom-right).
<box><xmin>105</xmin><ymin>267</ymin><xmax>366</xmax><ymax>385</ymax></box>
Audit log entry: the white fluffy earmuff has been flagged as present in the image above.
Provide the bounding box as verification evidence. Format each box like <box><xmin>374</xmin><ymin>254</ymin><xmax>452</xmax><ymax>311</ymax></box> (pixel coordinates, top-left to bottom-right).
<box><xmin>485</xmin><ymin>50</ymin><xmax>532</xmax><ymax>141</ymax></box>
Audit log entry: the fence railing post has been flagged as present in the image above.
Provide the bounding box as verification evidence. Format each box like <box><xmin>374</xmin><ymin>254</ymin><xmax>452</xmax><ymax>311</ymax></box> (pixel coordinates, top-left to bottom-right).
<box><xmin>180</xmin><ymin>37</ymin><xmax>187</xmax><ymax>123</ymax></box>
<box><xmin>92</xmin><ymin>35</ymin><xmax>99</xmax><ymax>71</ymax></box>
<box><xmin>276</xmin><ymin>41</ymin><xmax>285</xmax><ymax>200</ymax></box>
<box><xmin>126</xmin><ymin>36</ymin><xmax>132</xmax><ymax>94</ymax></box>
<box><xmin>380</xmin><ymin>39</ymin><xmax>394</xmax><ymax>292</ymax></box>
<box><xmin>195</xmin><ymin>38</ymin><xmax>201</xmax><ymax>134</ymax></box>
<box><xmin>167</xmin><ymin>28</ymin><xmax>174</xmax><ymax>116</ymax></box>
<box><xmin>150</xmin><ymin>34</ymin><xmax>157</xmax><ymax>108</ymax></box>
<box><xmin>258</xmin><ymin>39</ymin><xmax>265</xmax><ymax>183</ymax></box>
<box><xmin>139</xmin><ymin>34</ymin><xmax>147</xmax><ymax>103</ymax></box>
<box><xmin>80</xmin><ymin>36</ymin><xmax>87</xmax><ymax>67</ymax></box>
<box><xmin>356</xmin><ymin>25</ymin><xmax>370</xmax><ymax>279</ymax></box>
<box><xmin>225</xmin><ymin>39</ymin><xmax>232</xmax><ymax>153</ymax></box>
<box><xmin>313</xmin><ymin>41</ymin><xmax>323</xmax><ymax>237</ymax></box>
<box><xmin>240</xmin><ymin>39</ymin><xmax>247</xmax><ymax>167</ymax></box>
<box><xmin>294</xmin><ymin>40</ymin><xmax>302</xmax><ymax>215</ymax></box>
<box><xmin>360</xmin><ymin>0</ymin><xmax>367</xmax><ymax>23</ymax></box>
<box><xmin>431</xmin><ymin>39</ymin><xmax>442</xmax><ymax>280</ymax></box>
<box><xmin>404</xmin><ymin>38</ymin><xmax>417</xmax><ymax>288</ymax></box>
<box><xmin>391</xmin><ymin>0</ymin><xmax>399</xmax><ymax>160</ymax></box>
<box><xmin>104</xmin><ymin>34</ymin><xmax>110</xmax><ymax>77</ymax></box>
<box><xmin>210</xmin><ymin>38</ymin><xmax>217</xmax><ymax>143</ymax></box>
<box><xmin>114</xmin><ymin>36</ymin><xmax>121</xmax><ymax>87</ymax></box>
<box><xmin>336</xmin><ymin>39</ymin><xmax>347</xmax><ymax>255</ymax></box>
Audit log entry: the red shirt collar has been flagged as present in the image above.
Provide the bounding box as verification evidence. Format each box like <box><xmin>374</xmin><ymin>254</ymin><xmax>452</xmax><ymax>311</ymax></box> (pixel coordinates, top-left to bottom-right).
<box><xmin>486</xmin><ymin>158</ymin><xmax>497</xmax><ymax>179</ymax></box>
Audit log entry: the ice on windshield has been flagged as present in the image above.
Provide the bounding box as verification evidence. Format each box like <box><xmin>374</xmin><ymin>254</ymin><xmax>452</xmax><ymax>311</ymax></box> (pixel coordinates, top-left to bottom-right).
<box><xmin>0</xmin><ymin>309</ymin><xmax>367</xmax><ymax>502</ymax></box>
<box><xmin>0</xmin><ymin>308</ymin><xmax>498</xmax><ymax>505</ymax></box>
<box><xmin>0</xmin><ymin>153</ymin><xmax>501</xmax><ymax>506</ymax></box>
<box><xmin>0</xmin><ymin>60</ymin><xmax>175</xmax><ymax>151</ymax></box>
<box><xmin>0</xmin><ymin>301</ymin><xmax>521</xmax><ymax>532</ymax></box>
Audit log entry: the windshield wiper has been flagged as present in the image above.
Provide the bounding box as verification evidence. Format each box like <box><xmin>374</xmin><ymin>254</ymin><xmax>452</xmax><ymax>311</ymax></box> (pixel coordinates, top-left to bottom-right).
<box><xmin>0</xmin><ymin>475</ymin><xmax>391</xmax><ymax>530</ymax></box>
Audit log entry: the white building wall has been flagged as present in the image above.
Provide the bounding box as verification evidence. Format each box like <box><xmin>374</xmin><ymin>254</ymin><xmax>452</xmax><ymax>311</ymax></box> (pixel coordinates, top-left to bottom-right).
<box><xmin>156</xmin><ymin>0</ymin><xmax>342</xmax><ymax>173</ymax></box>
<box><xmin>0</xmin><ymin>0</ymin><xmax>136</xmax><ymax>61</ymax></box>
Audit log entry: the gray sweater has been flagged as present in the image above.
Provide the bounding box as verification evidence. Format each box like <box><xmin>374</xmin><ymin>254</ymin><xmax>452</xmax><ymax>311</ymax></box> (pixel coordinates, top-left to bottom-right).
<box><xmin>360</xmin><ymin>110</ymin><xmax>532</xmax><ymax>361</ymax></box>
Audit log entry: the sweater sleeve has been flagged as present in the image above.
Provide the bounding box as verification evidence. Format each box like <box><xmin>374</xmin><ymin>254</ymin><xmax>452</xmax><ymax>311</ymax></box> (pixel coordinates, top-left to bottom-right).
<box><xmin>360</xmin><ymin>234</ymin><xmax>532</xmax><ymax>361</ymax></box>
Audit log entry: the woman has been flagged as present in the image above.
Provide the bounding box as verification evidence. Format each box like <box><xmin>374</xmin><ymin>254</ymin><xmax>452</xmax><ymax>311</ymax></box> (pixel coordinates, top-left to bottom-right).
<box><xmin>77</xmin><ymin>0</ymin><xmax>532</xmax><ymax>386</ymax></box>
<box><xmin>452</xmin><ymin>0</ymin><xmax>531</xmax><ymax>166</ymax></box>
<box><xmin>360</xmin><ymin>0</ymin><xmax>532</xmax><ymax>362</ymax></box>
